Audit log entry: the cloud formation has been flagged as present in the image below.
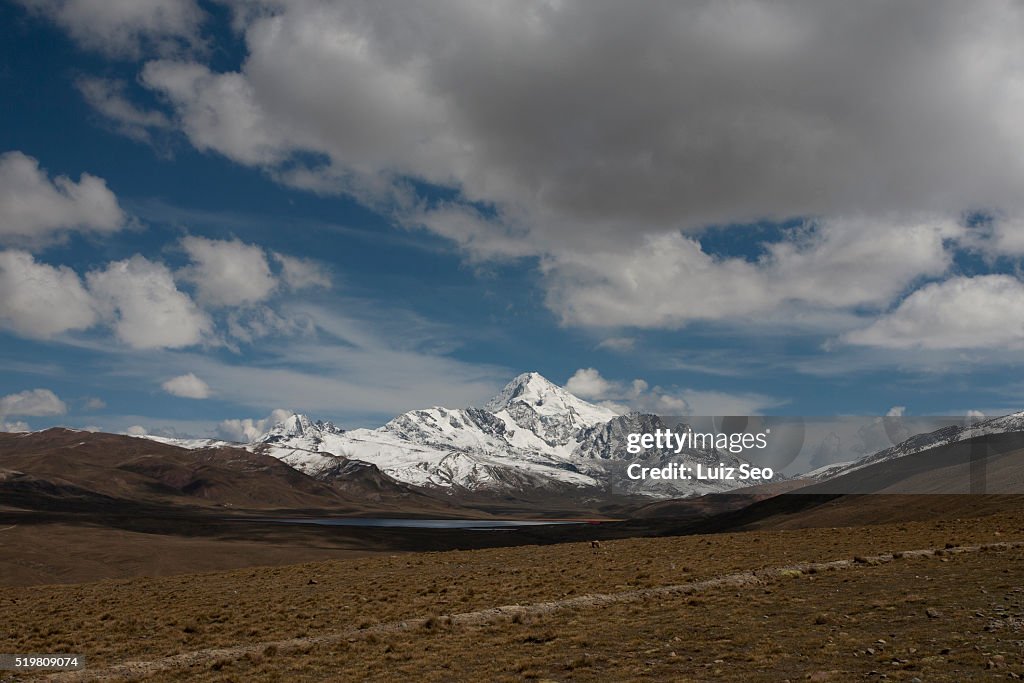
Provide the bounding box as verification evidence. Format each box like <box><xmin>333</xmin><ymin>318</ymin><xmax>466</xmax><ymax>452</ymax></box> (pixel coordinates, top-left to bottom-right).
<box><xmin>76</xmin><ymin>77</ymin><xmax>173</xmax><ymax>143</ymax></box>
<box><xmin>63</xmin><ymin>0</ymin><xmax>1023</xmax><ymax>352</ymax></box>
<box><xmin>0</xmin><ymin>388</ymin><xmax>67</xmax><ymax>417</ymax></box>
<box><xmin>16</xmin><ymin>0</ymin><xmax>205</xmax><ymax>59</ymax></box>
<box><xmin>564</xmin><ymin>367</ymin><xmax>781</xmax><ymax>416</ymax></box>
<box><xmin>544</xmin><ymin>216</ymin><xmax>960</xmax><ymax>328</ymax></box>
<box><xmin>161</xmin><ymin>372</ymin><xmax>211</xmax><ymax>399</ymax></box>
<box><xmin>0</xmin><ymin>248</ymin><xmax>96</xmax><ymax>339</ymax></box>
<box><xmin>0</xmin><ymin>250</ymin><xmax>97</xmax><ymax>338</ymax></box>
<box><xmin>0</xmin><ymin>151</ymin><xmax>125</xmax><ymax>246</ymax></box>
<box><xmin>216</xmin><ymin>408</ymin><xmax>293</xmax><ymax>442</ymax></box>
<box><xmin>273</xmin><ymin>252</ymin><xmax>331</xmax><ymax>291</ymax></box>
<box><xmin>87</xmin><ymin>255</ymin><xmax>213</xmax><ymax>349</ymax></box>
<box><xmin>180</xmin><ymin>236</ymin><xmax>277</xmax><ymax>307</ymax></box>
<box><xmin>843</xmin><ymin>275</ymin><xmax>1024</xmax><ymax>350</ymax></box>
<box><xmin>122</xmin><ymin>2</ymin><xmax>1024</xmax><ymax>250</ymax></box>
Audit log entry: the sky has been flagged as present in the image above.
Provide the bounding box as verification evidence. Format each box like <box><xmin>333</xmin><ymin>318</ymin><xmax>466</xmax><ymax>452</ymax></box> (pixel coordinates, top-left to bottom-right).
<box><xmin>3</xmin><ymin>0</ymin><xmax>1024</xmax><ymax>439</ymax></box>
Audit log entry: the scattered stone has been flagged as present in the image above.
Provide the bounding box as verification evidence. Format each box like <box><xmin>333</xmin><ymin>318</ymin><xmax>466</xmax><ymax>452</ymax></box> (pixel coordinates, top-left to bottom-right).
<box><xmin>926</xmin><ymin>608</ymin><xmax>942</xmax><ymax>619</ymax></box>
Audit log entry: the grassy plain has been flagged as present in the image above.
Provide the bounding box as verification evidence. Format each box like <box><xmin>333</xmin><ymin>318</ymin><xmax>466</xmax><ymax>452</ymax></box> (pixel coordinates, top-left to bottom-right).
<box><xmin>4</xmin><ymin>499</ymin><xmax>1023</xmax><ymax>681</ymax></box>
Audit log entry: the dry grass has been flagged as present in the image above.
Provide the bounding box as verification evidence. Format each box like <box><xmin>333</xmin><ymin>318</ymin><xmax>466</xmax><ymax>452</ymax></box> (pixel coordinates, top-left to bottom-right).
<box><xmin>4</xmin><ymin>505</ymin><xmax>1024</xmax><ymax>681</ymax></box>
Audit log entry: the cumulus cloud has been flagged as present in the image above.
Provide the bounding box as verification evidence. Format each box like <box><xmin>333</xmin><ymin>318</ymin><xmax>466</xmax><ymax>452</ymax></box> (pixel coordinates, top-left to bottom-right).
<box><xmin>0</xmin><ymin>388</ymin><xmax>67</xmax><ymax>417</ymax></box>
<box><xmin>16</xmin><ymin>0</ymin><xmax>205</xmax><ymax>59</ymax></box>
<box><xmin>125</xmin><ymin>424</ymin><xmax>148</xmax><ymax>436</ymax></box>
<box><xmin>179</xmin><ymin>236</ymin><xmax>277</xmax><ymax>307</ymax></box>
<box><xmin>544</xmin><ymin>216</ymin><xmax>960</xmax><ymax>328</ymax></box>
<box><xmin>0</xmin><ymin>250</ymin><xmax>97</xmax><ymax>338</ymax></box>
<box><xmin>87</xmin><ymin>255</ymin><xmax>212</xmax><ymax>349</ymax></box>
<box><xmin>161</xmin><ymin>372</ymin><xmax>211</xmax><ymax>399</ymax></box>
<box><xmin>216</xmin><ymin>408</ymin><xmax>292</xmax><ymax>442</ymax></box>
<box><xmin>564</xmin><ymin>367</ymin><xmax>781</xmax><ymax>416</ymax></box>
<box><xmin>83</xmin><ymin>397</ymin><xmax>106</xmax><ymax>410</ymax></box>
<box><xmin>127</xmin><ymin>2</ymin><xmax>1024</xmax><ymax>250</ymax></box>
<box><xmin>0</xmin><ymin>151</ymin><xmax>125</xmax><ymax>246</ymax></box>
<box><xmin>564</xmin><ymin>368</ymin><xmax>614</xmax><ymax>400</ymax></box>
<box><xmin>48</xmin><ymin>0</ymin><xmax>1020</xmax><ymax>353</ymax></box>
<box><xmin>1</xmin><ymin>420</ymin><xmax>31</xmax><ymax>433</ymax></box>
<box><xmin>842</xmin><ymin>275</ymin><xmax>1024</xmax><ymax>350</ymax></box>
<box><xmin>273</xmin><ymin>252</ymin><xmax>331</xmax><ymax>290</ymax></box>
<box><xmin>140</xmin><ymin>61</ymin><xmax>299</xmax><ymax>166</ymax></box>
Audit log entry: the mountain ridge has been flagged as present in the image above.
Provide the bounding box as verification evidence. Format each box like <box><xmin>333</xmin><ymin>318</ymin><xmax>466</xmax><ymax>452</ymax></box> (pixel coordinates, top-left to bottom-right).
<box><xmin>249</xmin><ymin>372</ymin><xmax>747</xmax><ymax>498</ymax></box>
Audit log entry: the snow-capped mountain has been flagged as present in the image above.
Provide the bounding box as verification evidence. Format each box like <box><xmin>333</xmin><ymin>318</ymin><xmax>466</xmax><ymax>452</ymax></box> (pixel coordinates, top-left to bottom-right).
<box><xmin>127</xmin><ymin>434</ymin><xmax>237</xmax><ymax>450</ymax></box>
<box><xmin>251</xmin><ymin>372</ymin><xmax>750</xmax><ymax>498</ymax></box>
<box><xmin>808</xmin><ymin>411</ymin><xmax>1024</xmax><ymax>482</ymax></box>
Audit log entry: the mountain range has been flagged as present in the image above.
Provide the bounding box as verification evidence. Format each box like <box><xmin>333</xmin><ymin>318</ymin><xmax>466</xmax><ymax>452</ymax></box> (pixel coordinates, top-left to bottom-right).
<box><xmin>124</xmin><ymin>371</ymin><xmax>1024</xmax><ymax>501</ymax></box>
<box><xmin>136</xmin><ymin>372</ymin><xmax>749</xmax><ymax>499</ymax></box>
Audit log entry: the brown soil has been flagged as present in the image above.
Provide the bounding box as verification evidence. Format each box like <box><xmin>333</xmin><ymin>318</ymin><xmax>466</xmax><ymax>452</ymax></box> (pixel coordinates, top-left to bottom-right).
<box><xmin>3</xmin><ymin>501</ymin><xmax>1023</xmax><ymax>682</ymax></box>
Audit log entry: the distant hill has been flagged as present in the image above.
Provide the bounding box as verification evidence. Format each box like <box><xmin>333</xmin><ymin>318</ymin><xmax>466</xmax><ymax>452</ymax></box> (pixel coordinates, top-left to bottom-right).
<box><xmin>0</xmin><ymin>428</ymin><xmax>450</xmax><ymax>514</ymax></box>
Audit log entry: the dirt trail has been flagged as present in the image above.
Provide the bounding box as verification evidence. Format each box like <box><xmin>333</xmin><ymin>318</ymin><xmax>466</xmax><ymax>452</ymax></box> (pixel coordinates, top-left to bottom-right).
<box><xmin>47</xmin><ymin>541</ymin><xmax>1024</xmax><ymax>682</ymax></box>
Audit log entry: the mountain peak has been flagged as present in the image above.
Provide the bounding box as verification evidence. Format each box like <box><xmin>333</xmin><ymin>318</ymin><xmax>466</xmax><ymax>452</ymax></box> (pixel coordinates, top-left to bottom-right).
<box><xmin>260</xmin><ymin>413</ymin><xmax>343</xmax><ymax>443</ymax></box>
<box><xmin>484</xmin><ymin>371</ymin><xmax>617</xmax><ymax>426</ymax></box>
<box><xmin>484</xmin><ymin>372</ymin><xmax>564</xmax><ymax>411</ymax></box>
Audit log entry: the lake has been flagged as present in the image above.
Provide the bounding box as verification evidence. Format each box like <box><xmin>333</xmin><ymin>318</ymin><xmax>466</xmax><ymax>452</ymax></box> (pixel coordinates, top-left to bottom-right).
<box><xmin>261</xmin><ymin>517</ymin><xmax>586</xmax><ymax>530</ymax></box>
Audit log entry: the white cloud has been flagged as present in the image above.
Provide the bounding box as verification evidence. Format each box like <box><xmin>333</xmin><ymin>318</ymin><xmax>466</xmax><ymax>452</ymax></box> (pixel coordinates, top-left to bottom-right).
<box><xmin>110</xmin><ymin>2</ymin><xmax>1024</xmax><ymax>352</ymax></box>
<box><xmin>83</xmin><ymin>397</ymin><xmax>106</xmax><ymax>410</ymax></box>
<box><xmin>161</xmin><ymin>372</ymin><xmax>211</xmax><ymax>399</ymax></box>
<box><xmin>886</xmin><ymin>406</ymin><xmax>907</xmax><ymax>417</ymax></box>
<box><xmin>564</xmin><ymin>368</ymin><xmax>614</xmax><ymax>400</ymax></box>
<box><xmin>966</xmin><ymin>409</ymin><xmax>986</xmax><ymax>420</ymax></box>
<box><xmin>216</xmin><ymin>408</ymin><xmax>292</xmax><ymax>442</ymax></box>
<box><xmin>673</xmin><ymin>389</ymin><xmax>785</xmax><ymax>417</ymax></box>
<box><xmin>17</xmin><ymin>0</ymin><xmax>205</xmax><ymax>59</ymax></box>
<box><xmin>127</xmin><ymin>3</ymin><xmax>1024</xmax><ymax>254</ymax></box>
<box><xmin>843</xmin><ymin>275</ymin><xmax>1024</xmax><ymax>350</ymax></box>
<box><xmin>140</xmin><ymin>61</ymin><xmax>298</xmax><ymax>166</ymax></box>
<box><xmin>961</xmin><ymin>214</ymin><xmax>1024</xmax><ymax>258</ymax></box>
<box><xmin>0</xmin><ymin>388</ymin><xmax>67</xmax><ymax>417</ymax></box>
<box><xmin>564</xmin><ymin>367</ymin><xmax>782</xmax><ymax>416</ymax></box>
<box><xmin>596</xmin><ymin>337</ymin><xmax>636</xmax><ymax>352</ymax></box>
<box><xmin>225</xmin><ymin>305</ymin><xmax>314</xmax><ymax>344</ymax></box>
<box><xmin>87</xmin><ymin>255</ymin><xmax>212</xmax><ymax>349</ymax></box>
<box><xmin>544</xmin><ymin>216</ymin><xmax>960</xmax><ymax>328</ymax></box>
<box><xmin>94</xmin><ymin>302</ymin><xmax>514</xmax><ymax>423</ymax></box>
<box><xmin>0</xmin><ymin>250</ymin><xmax>97</xmax><ymax>338</ymax></box>
<box><xmin>0</xmin><ymin>151</ymin><xmax>125</xmax><ymax>246</ymax></box>
<box><xmin>273</xmin><ymin>252</ymin><xmax>331</xmax><ymax>290</ymax></box>
<box><xmin>180</xmin><ymin>235</ymin><xmax>277</xmax><ymax>307</ymax></box>
<box><xmin>125</xmin><ymin>424</ymin><xmax>148</xmax><ymax>436</ymax></box>
<box><xmin>1</xmin><ymin>420</ymin><xmax>31</xmax><ymax>433</ymax></box>
<box><xmin>77</xmin><ymin>77</ymin><xmax>172</xmax><ymax>143</ymax></box>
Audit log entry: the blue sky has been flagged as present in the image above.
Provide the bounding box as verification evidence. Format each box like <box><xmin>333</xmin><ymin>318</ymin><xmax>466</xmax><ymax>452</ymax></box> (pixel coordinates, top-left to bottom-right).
<box><xmin>3</xmin><ymin>1</ymin><xmax>1024</xmax><ymax>438</ymax></box>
